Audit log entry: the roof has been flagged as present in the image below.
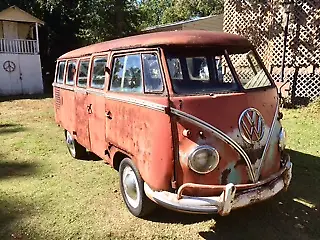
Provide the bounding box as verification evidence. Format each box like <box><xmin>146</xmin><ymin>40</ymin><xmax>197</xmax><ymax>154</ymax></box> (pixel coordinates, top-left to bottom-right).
<box><xmin>0</xmin><ymin>6</ymin><xmax>44</xmax><ymax>24</ymax></box>
<box><xmin>59</xmin><ymin>30</ymin><xmax>252</xmax><ymax>59</ymax></box>
<box><xmin>143</xmin><ymin>15</ymin><xmax>222</xmax><ymax>32</ymax></box>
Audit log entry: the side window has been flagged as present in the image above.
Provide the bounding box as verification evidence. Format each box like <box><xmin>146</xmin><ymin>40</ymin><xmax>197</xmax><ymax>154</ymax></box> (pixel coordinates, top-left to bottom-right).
<box><xmin>109</xmin><ymin>56</ymin><xmax>125</xmax><ymax>90</ymax></box>
<box><xmin>66</xmin><ymin>60</ymin><xmax>77</xmax><ymax>85</ymax></box>
<box><xmin>91</xmin><ymin>57</ymin><xmax>107</xmax><ymax>89</ymax></box>
<box><xmin>56</xmin><ymin>61</ymin><xmax>66</xmax><ymax>84</ymax></box>
<box><xmin>167</xmin><ymin>58</ymin><xmax>183</xmax><ymax>80</ymax></box>
<box><xmin>142</xmin><ymin>53</ymin><xmax>164</xmax><ymax>93</ymax></box>
<box><xmin>186</xmin><ymin>57</ymin><xmax>209</xmax><ymax>81</ymax></box>
<box><xmin>110</xmin><ymin>54</ymin><xmax>142</xmax><ymax>93</ymax></box>
<box><xmin>215</xmin><ymin>55</ymin><xmax>236</xmax><ymax>84</ymax></box>
<box><xmin>77</xmin><ymin>60</ymin><xmax>89</xmax><ymax>88</ymax></box>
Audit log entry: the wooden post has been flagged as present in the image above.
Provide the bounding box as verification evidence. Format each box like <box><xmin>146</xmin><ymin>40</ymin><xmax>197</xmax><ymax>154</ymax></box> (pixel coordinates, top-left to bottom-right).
<box><xmin>35</xmin><ymin>22</ymin><xmax>39</xmax><ymax>54</ymax></box>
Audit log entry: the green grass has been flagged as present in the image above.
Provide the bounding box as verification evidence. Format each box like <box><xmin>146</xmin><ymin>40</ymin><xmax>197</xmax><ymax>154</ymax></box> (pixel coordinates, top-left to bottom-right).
<box><xmin>0</xmin><ymin>97</ymin><xmax>319</xmax><ymax>240</ymax></box>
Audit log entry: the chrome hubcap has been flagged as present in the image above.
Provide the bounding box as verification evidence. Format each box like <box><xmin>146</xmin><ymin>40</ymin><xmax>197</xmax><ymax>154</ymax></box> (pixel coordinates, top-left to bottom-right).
<box><xmin>122</xmin><ymin>166</ymin><xmax>140</xmax><ymax>208</ymax></box>
<box><xmin>66</xmin><ymin>131</ymin><xmax>75</xmax><ymax>156</ymax></box>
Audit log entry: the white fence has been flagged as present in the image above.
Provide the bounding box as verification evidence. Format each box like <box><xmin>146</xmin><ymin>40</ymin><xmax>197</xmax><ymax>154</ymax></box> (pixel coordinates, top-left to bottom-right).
<box><xmin>0</xmin><ymin>38</ymin><xmax>38</xmax><ymax>54</ymax></box>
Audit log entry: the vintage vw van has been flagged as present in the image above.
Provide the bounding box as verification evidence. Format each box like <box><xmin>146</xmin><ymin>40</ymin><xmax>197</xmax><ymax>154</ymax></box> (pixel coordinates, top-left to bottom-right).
<box><xmin>53</xmin><ymin>30</ymin><xmax>292</xmax><ymax>217</ymax></box>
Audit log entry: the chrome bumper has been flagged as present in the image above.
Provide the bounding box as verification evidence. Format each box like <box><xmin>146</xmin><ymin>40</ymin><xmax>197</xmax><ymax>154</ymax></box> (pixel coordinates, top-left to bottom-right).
<box><xmin>144</xmin><ymin>160</ymin><xmax>292</xmax><ymax>216</ymax></box>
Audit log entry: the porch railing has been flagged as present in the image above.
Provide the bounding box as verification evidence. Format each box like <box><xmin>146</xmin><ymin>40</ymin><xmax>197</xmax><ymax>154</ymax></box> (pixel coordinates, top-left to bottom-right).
<box><xmin>0</xmin><ymin>38</ymin><xmax>38</xmax><ymax>54</ymax></box>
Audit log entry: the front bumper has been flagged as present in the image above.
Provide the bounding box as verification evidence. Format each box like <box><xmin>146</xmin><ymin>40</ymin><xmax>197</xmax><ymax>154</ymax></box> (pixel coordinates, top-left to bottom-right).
<box><xmin>144</xmin><ymin>160</ymin><xmax>292</xmax><ymax>216</ymax></box>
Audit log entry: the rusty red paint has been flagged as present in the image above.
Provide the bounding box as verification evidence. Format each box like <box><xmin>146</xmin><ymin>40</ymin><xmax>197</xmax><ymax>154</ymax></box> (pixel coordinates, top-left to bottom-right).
<box><xmin>53</xmin><ymin>30</ymin><xmax>291</xmax><ymax>215</ymax></box>
<box><xmin>169</xmin><ymin>88</ymin><xmax>280</xmax><ymax>195</ymax></box>
<box><xmin>59</xmin><ymin>30</ymin><xmax>252</xmax><ymax>60</ymax></box>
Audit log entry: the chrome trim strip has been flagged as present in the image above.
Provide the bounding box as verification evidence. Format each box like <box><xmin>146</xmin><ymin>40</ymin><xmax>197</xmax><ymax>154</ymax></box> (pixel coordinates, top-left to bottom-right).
<box><xmin>255</xmin><ymin>98</ymin><xmax>280</xmax><ymax>181</ymax></box>
<box><xmin>52</xmin><ymin>82</ymin><xmax>74</xmax><ymax>91</ymax></box>
<box><xmin>104</xmin><ymin>95</ymin><xmax>166</xmax><ymax>113</ymax></box>
<box><xmin>87</xmin><ymin>89</ymin><xmax>105</xmax><ymax>97</ymax></box>
<box><xmin>74</xmin><ymin>88</ymin><xmax>87</xmax><ymax>94</ymax></box>
<box><xmin>171</xmin><ymin>108</ymin><xmax>256</xmax><ymax>182</ymax></box>
<box><xmin>53</xmin><ymin>83</ymin><xmax>166</xmax><ymax>113</ymax></box>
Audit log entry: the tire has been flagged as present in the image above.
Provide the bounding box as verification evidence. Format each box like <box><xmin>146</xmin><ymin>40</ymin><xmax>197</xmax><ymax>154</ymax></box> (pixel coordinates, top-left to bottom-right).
<box><xmin>119</xmin><ymin>158</ymin><xmax>156</xmax><ymax>217</ymax></box>
<box><xmin>65</xmin><ymin>130</ymin><xmax>87</xmax><ymax>159</ymax></box>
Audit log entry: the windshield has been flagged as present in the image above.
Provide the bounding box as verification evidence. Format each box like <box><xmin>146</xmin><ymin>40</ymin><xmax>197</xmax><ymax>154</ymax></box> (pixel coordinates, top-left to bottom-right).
<box><xmin>166</xmin><ymin>50</ymin><xmax>272</xmax><ymax>94</ymax></box>
<box><xmin>228</xmin><ymin>50</ymin><xmax>271</xmax><ymax>89</ymax></box>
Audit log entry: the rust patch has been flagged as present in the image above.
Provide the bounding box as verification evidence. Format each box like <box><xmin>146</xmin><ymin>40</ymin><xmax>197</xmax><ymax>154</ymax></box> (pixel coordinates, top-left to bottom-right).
<box><xmin>244</xmin><ymin>147</ymin><xmax>264</xmax><ymax>164</ymax></box>
<box><xmin>221</xmin><ymin>168</ymin><xmax>231</xmax><ymax>185</ymax></box>
<box><xmin>234</xmin><ymin>158</ymin><xmax>246</xmax><ymax>168</ymax></box>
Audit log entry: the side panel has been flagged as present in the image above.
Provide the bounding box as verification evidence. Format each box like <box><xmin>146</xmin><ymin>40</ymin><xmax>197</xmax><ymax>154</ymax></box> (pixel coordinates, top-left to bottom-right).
<box><xmin>75</xmin><ymin>89</ymin><xmax>90</xmax><ymax>150</ymax></box>
<box><xmin>105</xmin><ymin>93</ymin><xmax>173</xmax><ymax>191</ymax></box>
<box><xmin>88</xmin><ymin>93</ymin><xmax>106</xmax><ymax>158</ymax></box>
<box><xmin>58</xmin><ymin>88</ymin><xmax>76</xmax><ymax>135</ymax></box>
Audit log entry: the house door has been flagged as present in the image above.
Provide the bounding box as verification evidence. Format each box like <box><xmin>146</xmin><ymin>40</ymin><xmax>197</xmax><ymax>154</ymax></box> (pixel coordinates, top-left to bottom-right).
<box><xmin>3</xmin><ymin>22</ymin><xmax>18</xmax><ymax>39</ymax></box>
<box><xmin>0</xmin><ymin>55</ymin><xmax>22</xmax><ymax>95</ymax></box>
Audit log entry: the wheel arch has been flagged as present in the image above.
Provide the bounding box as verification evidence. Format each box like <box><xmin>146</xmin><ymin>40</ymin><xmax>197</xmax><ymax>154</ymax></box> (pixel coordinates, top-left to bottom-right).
<box><xmin>113</xmin><ymin>151</ymin><xmax>130</xmax><ymax>171</ymax></box>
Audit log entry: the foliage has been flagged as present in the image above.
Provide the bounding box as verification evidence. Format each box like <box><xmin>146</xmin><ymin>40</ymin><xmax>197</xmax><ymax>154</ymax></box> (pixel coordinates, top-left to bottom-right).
<box><xmin>0</xmin><ymin>0</ymin><xmax>223</xmax><ymax>86</ymax></box>
<box><xmin>139</xmin><ymin>0</ymin><xmax>224</xmax><ymax>28</ymax></box>
<box><xmin>0</xmin><ymin>0</ymin><xmax>142</xmax><ymax>78</ymax></box>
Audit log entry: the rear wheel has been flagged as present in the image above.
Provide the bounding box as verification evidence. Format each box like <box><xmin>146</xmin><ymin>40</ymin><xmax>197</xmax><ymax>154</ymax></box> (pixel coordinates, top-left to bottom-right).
<box><xmin>65</xmin><ymin>130</ymin><xmax>87</xmax><ymax>159</ymax></box>
<box><xmin>119</xmin><ymin>158</ymin><xmax>156</xmax><ymax>217</ymax></box>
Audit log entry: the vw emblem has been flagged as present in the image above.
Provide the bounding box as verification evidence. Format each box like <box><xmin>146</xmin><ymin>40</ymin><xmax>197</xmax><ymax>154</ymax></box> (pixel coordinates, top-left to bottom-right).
<box><xmin>238</xmin><ymin>108</ymin><xmax>265</xmax><ymax>144</ymax></box>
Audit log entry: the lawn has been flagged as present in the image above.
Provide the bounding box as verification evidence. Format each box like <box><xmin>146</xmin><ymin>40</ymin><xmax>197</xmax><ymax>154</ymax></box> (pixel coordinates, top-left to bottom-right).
<box><xmin>0</xmin><ymin>96</ymin><xmax>319</xmax><ymax>240</ymax></box>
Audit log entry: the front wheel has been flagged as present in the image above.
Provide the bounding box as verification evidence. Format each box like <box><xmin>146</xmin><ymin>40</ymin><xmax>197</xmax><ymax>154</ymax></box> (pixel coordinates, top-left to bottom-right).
<box><xmin>65</xmin><ymin>130</ymin><xmax>87</xmax><ymax>159</ymax></box>
<box><xmin>119</xmin><ymin>158</ymin><xmax>156</xmax><ymax>217</ymax></box>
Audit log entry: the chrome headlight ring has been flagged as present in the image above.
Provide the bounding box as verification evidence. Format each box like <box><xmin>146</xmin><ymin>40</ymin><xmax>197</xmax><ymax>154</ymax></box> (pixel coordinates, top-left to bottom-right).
<box><xmin>188</xmin><ymin>145</ymin><xmax>220</xmax><ymax>174</ymax></box>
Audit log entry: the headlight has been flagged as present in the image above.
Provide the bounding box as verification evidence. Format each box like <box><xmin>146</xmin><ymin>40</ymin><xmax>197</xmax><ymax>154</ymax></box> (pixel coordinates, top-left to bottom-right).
<box><xmin>279</xmin><ymin>128</ymin><xmax>287</xmax><ymax>151</ymax></box>
<box><xmin>188</xmin><ymin>145</ymin><xmax>219</xmax><ymax>174</ymax></box>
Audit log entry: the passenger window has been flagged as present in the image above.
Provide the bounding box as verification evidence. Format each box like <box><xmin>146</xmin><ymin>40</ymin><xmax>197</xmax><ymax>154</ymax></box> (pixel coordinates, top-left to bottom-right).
<box><xmin>77</xmin><ymin>60</ymin><xmax>89</xmax><ymax>88</ymax></box>
<box><xmin>110</xmin><ymin>57</ymin><xmax>125</xmax><ymax>90</ymax></box>
<box><xmin>91</xmin><ymin>57</ymin><xmax>107</xmax><ymax>89</ymax></box>
<box><xmin>56</xmin><ymin>61</ymin><xmax>66</xmax><ymax>84</ymax></box>
<box><xmin>186</xmin><ymin>57</ymin><xmax>209</xmax><ymax>81</ymax></box>
<box><xmin>110</xmin><ymin>54</ymin><xmax>143</xmax><ymax>93</ymax></box>
<box><xmin>167</xmin><ymin>58</ymin><xmax>183</xmax><ymax>80</ymax></box>
<box><xmin>142</xmin><ymin>53</ymin><xmax>164</xmax><ymax>93</ymax></box>
<box><xmin>66</xmin><ymin>60</ymin><xmax>77</xmax><ymax>85</ymax></box>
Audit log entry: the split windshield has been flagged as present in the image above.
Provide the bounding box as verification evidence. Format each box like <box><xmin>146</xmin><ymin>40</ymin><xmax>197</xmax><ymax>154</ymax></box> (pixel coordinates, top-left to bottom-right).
<box><xmin>166</xmin><ymin>50</ymin><xmax>272</xmax><ymax>94</ymax></box>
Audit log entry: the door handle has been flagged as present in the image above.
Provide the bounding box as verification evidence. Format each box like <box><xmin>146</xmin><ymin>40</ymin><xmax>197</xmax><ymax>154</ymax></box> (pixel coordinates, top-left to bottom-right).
<box><xmin>87</xmin><ymin>104</ymin><xmax>92</xmax><ymax>114</ymax></box>
<box><xmin>105</xmin><ymin>111</ymin><xmax>112</xmax><ymax>120</ymax></box>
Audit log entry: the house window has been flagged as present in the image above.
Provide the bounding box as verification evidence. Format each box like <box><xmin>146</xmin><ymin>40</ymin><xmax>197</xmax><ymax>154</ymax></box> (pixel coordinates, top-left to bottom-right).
<box><xmin>56</xmin><ymin>61</ymin><xmax>66</xmax><ymax>84</ymax></box>
<box><xmin>66</xmin><ymin>60</ymin><xmax>77</xmax><ymax>85</ymax></box>
<box><xmin>91</xmin><ymin>57</ymin><xmax>107</xmax><ymax>89</ymax></box>
<box><xmin>77</xmin><ymin>60</ymin><xmax>90</xmax><ymax>88</ymax></box>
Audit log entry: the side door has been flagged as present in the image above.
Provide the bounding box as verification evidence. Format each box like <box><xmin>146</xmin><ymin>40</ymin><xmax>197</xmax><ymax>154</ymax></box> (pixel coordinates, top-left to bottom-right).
<box><xmin>87</xmin><ymin>55</ymin><xmax>109</xmax><ymax>158</ymax></box>
<box><xmin>74</xmin><ymin>58</ymin><xmax>91</xmax><ymax>150</ymax></box>
<box><xmin>105</xmin><ymin>51</ymin><xmax>174</xmax><ymax>190</ymax></box>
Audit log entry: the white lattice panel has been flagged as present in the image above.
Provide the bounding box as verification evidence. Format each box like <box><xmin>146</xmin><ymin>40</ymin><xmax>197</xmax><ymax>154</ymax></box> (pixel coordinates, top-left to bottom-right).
<box><xmin>224</xmin><ymin>0</ymin><xmax>320</xmax><ymax>103</ymax></box>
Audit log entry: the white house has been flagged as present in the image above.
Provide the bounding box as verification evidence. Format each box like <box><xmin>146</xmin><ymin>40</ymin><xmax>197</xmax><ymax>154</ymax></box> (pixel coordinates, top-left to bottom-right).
<box><xmin>0</xmin><ymin>6</ymin><xmax>44</xmax><ymax>96</ymax></box>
